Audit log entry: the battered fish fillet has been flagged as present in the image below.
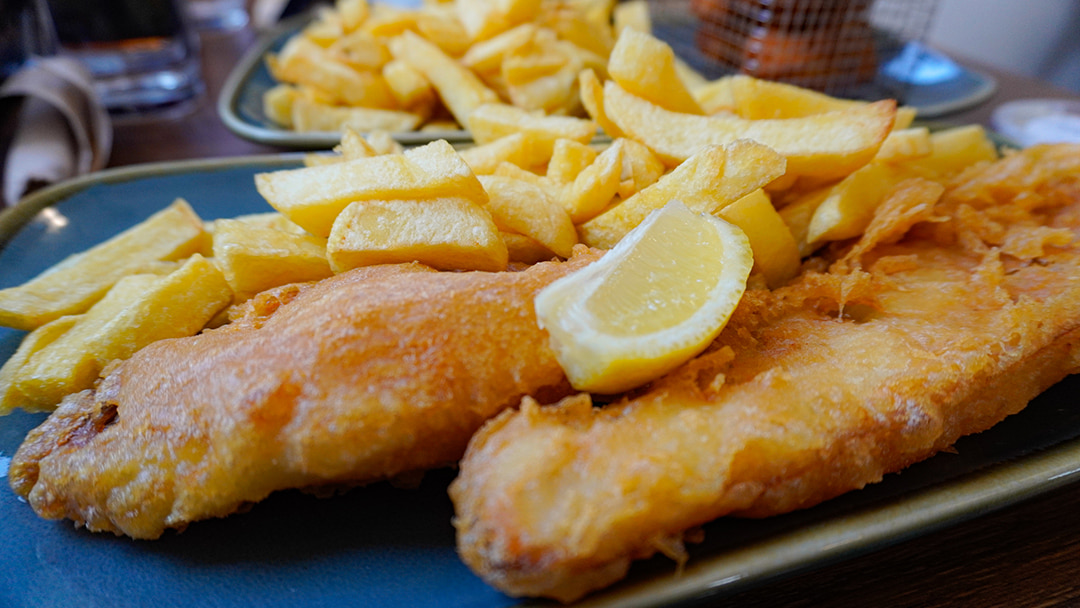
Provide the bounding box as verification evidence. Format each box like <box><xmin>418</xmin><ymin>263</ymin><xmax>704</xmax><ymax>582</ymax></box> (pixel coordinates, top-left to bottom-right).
<box><xmin>9</xmin><ymin>253</ymin><xmax>598</xmax><ymax>539</ymax></box>
<box><xmin>450</xmin><ymin>144</ymin><xmax>1080</xmax><ymax>602</ymax></box>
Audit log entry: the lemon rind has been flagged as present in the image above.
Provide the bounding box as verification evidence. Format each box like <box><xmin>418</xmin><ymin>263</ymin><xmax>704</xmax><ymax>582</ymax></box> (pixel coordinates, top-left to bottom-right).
<box><xmin>536</xmin><ymin>201</ymin><xmax>753</xmax><ymax>394</ymax></box>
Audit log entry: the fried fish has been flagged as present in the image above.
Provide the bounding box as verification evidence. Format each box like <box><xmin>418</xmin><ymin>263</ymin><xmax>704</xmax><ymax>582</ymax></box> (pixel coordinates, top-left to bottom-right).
<box><xmin>450</xmin><ymin>145</ymin><xmax>1080</xmax><ymax>602</ymax></box>
<box><xmin>9</xmin><ymin>254</ymin><xmax>598</xmax><ymax>539</ymax></box>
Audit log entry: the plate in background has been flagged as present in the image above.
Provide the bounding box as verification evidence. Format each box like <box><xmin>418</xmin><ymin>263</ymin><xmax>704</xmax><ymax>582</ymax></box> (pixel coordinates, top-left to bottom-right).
<box><xmin>217</xmin><ymin>16</ymin><xmax>471</xmax><ymax>149</ymax></box>
<box><xmin>220</xmin><ymin>3</ymin><xmax>999</xmax><ymax>151</ymax></box>
<box><xmin>3</xmin><ymin>158</ymin><xmax>1080</xmax><ymax>607</ymax></box>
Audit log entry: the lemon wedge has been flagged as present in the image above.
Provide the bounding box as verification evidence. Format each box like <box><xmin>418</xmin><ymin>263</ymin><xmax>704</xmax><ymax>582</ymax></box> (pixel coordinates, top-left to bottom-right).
<box><xmin>535</xmin><ymin>201</ymin><xmax>753</xmax><ymax>394</ymax></box>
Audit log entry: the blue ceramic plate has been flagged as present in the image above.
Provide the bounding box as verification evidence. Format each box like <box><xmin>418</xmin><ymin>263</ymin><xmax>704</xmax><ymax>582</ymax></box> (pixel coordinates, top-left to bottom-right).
<box><xmin>3</xmin><ymin>157</ymin><xmax>1080</xmax><ymax>607</ymax></box>
<box><xmin>217</xmin><ymin>16</ymin><xmax>471</xmax><ymax>150</ymax></box>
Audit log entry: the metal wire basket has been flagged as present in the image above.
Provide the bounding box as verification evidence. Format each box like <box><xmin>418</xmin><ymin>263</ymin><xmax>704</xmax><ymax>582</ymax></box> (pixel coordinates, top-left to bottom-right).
<box><xmin>652</xmin><ymin>0</ymin><xmax>940</xmax><ymax>100</ymax></box>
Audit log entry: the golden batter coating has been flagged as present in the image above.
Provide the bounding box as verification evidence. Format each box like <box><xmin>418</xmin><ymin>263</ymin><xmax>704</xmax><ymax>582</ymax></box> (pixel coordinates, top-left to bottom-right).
<box><xmin>450</xmin><ymin>145</ymin><xmax>1080</xmax><ymax>602</ymax></box>
<box><xmin>10</xmin><ymin>255</ymin><xmax>598</xmax><ymax>539</ymax></box>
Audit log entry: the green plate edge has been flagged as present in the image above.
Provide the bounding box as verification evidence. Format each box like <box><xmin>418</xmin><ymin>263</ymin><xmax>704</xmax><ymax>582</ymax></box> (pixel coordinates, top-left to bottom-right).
<box><xmin>215</xmin><ymin>14</ymin><xmax>472</xmax><ymax>150</ymax></box>
<box><xmin>570</xmin><ymin>438</ymin><xmax>1080</xmax><ymax>608</ymax></box>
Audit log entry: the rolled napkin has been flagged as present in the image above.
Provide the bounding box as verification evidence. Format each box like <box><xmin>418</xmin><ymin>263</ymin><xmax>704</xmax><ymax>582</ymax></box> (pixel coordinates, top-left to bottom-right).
<box><xmin>0</xmin><ymin>56</ymin><xmax>111</xmax><ymax>209</ymax></box>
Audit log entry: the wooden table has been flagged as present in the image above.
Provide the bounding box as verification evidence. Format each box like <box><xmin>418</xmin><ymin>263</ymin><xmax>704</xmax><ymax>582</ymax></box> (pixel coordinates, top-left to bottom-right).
<box><xmin>106</xmin><ymin>25</ymin><xmax>1080</xmax><ymax>608</ymax></box>
<box><xmin>107</xmin><ymin>27</ymin><xmax>280</xmax><ymax>167</ymax></box>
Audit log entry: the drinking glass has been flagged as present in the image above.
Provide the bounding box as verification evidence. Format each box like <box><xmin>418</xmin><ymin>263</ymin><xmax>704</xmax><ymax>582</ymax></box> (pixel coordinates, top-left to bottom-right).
<box><xmin>1</xmin><ymin>0</ymin><xmax>58</xmax><ymax>81</ymax></box>
<box><xmin>185</xmin><ymin>0</ymin><xmax>250</xmax><ymax>31</ymax></box>
<box><xmin>44</xmin><ymin>0</ymin><xmax>205</xmax><ymax>120</ymax></box>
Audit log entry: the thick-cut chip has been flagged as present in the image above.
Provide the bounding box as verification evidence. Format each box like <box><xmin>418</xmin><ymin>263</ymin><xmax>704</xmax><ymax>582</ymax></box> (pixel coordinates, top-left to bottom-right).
<box><xmin>415</xmin><ymin>11</ymin><xmax>472</xmax><ymax>57</ymax></box>
<box><xmin>493</xmin><ymin>161</ymin><xmax>550</xmax><ymax>187</ymax></box>
<box><xmin>263</xmin><ymin>84</ymin><xmax>297</xmax><ymax>128</ymax></box>
<box><xmin>0</xmin><ymin>316</ymin><xmax>79</xmax><ymax>415</ymax></box>
<box><xmin>546</xmin><ymin>138</ymin><xmax>597</xmax><ymax>183</ymax></box>
<box><xmin>603</xmin><ymin>80</ymin><xmax>895</xmax><ymax>178</ymax></box>
<box><xmin>276</xmin><ymin>36</ymin><xmax>398</xmax><ymax>108</ymax></box>
<box><xmin>501</xmin><ymin>44</ymin><xmax>570</xmax><ymax>83</ymax></box>
<box><xmin>336</xmin><ymin>0</ymin><xmax>369</xmax><ymax>31</ymax></box>
<box><xmin>212</xmin><ymin>219</ymin><xmax>333</xmax><ymax>301</ymax></box>
<box><xmin>461</xmin><ymin>23</ymin><xmax>537</xmax><ymax>74</ymax></box>
<box><xmin>0</xmin><ymin>199</ymin><xmax>206</xmax><ymax>331</ymax></box>
<box><xmin>499</xmin><ymin>0</ymin><xmax>543</xmax><ymax>31</ymax></box>
<box><xmin>226</xmin><ymin>211</ymin><xmax>310</xmax><ymax>235</ymax></box>
<box><xmin>468</xmin><ymin>103</ymin><xmax>596</xmax><ymax>160</ymax></box>
<box><xmin>381</xmin><ymin>59</ymin><xmax>437</xmax><ymax>115</ymax></box>
<box><xmin>301</xmin><ymin>8</ymin><xmax>345</xmax><ymax>46</ymax></box>
<box><xmin>763</xmin><ymin>170</ymin><xmax>800</xmax><ymax>197</ymax></box>
<box><xmin>674</xmin><ymin>56</ymin><xmax>708</xmax><ymax>92</ymax></box>
<box><xmin>578</xmin><ymin>68</ymin><xmax>623</xmax><ymax>139</ymax></box>
<box><xmin>256</xmin><ymin>140</ymin><xmax>487</xmax><ymax>238</ymax></box>
<box><xmin>389</xmin><ymin>30</ymin><xmax>501</xmax><ymax>126</ymax></box>
<box><xmin>328</xmin><ymin>29</ymin><xmax>391</xmax><ymax>71</ymax></box>
<box><xmin>456</xmin><ymin>0</ymin><xmax>512</xmax><ymax>42</ymax></box>
<box><xmin>894</xmin><ymin>107</ymin><xmax>917</xmax><ymax>131</ymax></box>
<box><xmin>693</xmin><ymin>76</ymin><xmax>736</xmax><ymax>115</ymax></box>
<box><xmin>11</xmin><ymin>255</ymin><xmax>232</xmax><ymax>411</ymax></box>
<box><xmin>875</xmin><ymin>127</ymin><xmax>932</xmax><ymax>163</ymax></box>
<box><xmin>291</xmin><ymin>96</ymin><xmax>422</xmax><ymax>134</ymax></box>
<box><xmin>616</xmin><ymin>137</ymin><xmax>665</xmax><ymax>199</ymax></box>
<box><xmin>502</xmin><ymin>39</ymin><xmax>583</xmax><ymax>114</ymax></box>
<box><xmin>497</xmin><ymin>29</ymin><xmax>563</xmax><ymax>83</ymax></box>
<box><xmin>778</xmin><ymin>187</ymin><xmax>830</xmax><ymax>257</ymax></box>
<box><xmin>805</xmin><ymin>163</ymin><xmax>900</xmax><ymax>245</ymax></box>
<box><xmin>336</xmin><ymin>127</ymin><xmax>379</xmax><ymax>159</ymax></box>
<box><xmin>360</xmin><ymin>3</ymin><xmax>418</xmax><ymax>37</ymax></box>
<box><xmin>731</xmin><ymin>75</ymin><xmax>869</xmax><ymax>120</ymax></box>
<box><xmin>566</xmin><ymin>44</ymin><xmax>608</xmax><ymax>83</ymax></box>
<box><xmin>558</xmin><ymin>140</ymin><xmax>624</xmax><ymax>223</ymax></box>
<box><xmin>715</xmin><ymin>189</ymin><xmax>801</xmax><ymax>287</ymax></box>
<box><xmin>900</xmin><ymin>125</ymin><xmax>999</xmax><ymax>179</ymax></box>
<box><xmin>579</xmin><ymin>140</ymin><xmax>786</xmax><ymax>249</ymax></box>
<box><xmin>805</xmin><ymin>126</ymin><xmax>1000</xmax><ymax>245</ymax></box>
<box><xmin>730</xmin><ymin>74</ymin><xmax>917</xmax><ymax>130</ymax></box>
<box><xmin>326</xmin><ymin>197</ymin><xmax>508</xmax><ymax>272</ymax></box>
<box><xmin>538</xmin><ymin>2</ymin><xmax>612</xmax><ymax>58</ymax></box>
<box><xmin>294</xmin><ymin>83</ymin><xmax>338</xmax><ymax>106</ymax></box>
<box><xmin>365</xmin><ymin>130</ymin><xmax>404</xmax><ymax>155</ymax></box>
<box><xmin>459</xmin><ymin>132</ymin><xmax>544</xmax><ymax>174</ymax></box>
<box><xmin>479</xmin><ymin>175</ymin><xmax>577</xmax><ymax>257</ymax></box>
<box><xmin>607</xmin><ymin>29</ymin><xmax>703</xmax><ymax>115</ymax></box>
<box><xmin>613</xmin><ymin>0</ymin><xmax>651</xmax><ymax>36</ymax></box>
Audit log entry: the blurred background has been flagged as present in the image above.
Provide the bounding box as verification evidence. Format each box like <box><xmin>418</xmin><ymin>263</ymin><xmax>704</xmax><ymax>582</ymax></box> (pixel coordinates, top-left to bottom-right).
<box><xmin>928</xmin><ymin>0</ymin><xmax>1080</xmax><ymax>93</ymax></box>
<box><xmin>4</xmin><ymin>0</ymin><xmax>1080</xmax><ymax>204</ymax></box>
